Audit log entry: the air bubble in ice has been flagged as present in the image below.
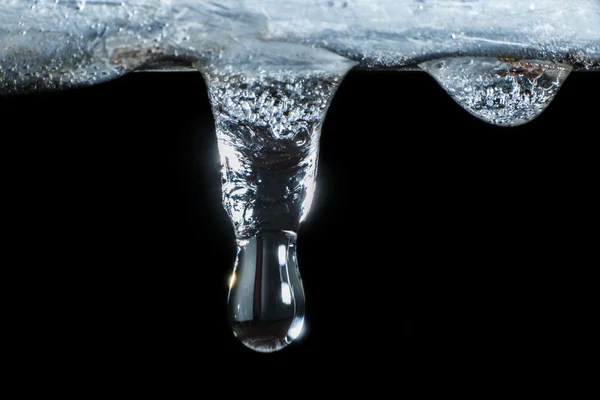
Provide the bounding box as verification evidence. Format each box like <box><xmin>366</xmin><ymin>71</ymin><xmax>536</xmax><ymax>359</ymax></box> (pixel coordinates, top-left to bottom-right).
<box><xmin>419</xmin><ymin>57</ymin><xmax>571</xmax><ymax>126</ymax></box>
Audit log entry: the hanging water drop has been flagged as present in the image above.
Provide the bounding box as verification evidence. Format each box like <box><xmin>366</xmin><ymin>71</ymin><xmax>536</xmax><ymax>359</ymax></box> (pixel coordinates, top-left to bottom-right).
<box><xmin>200</xmin><ymin>57</ymin><xmax>355</xmax><ymax>352</ymax></box>
<box><xmin>419</xmin><ymin>57</ymin><xmax>572</xmax><ymax>126</ymax></box>
<box><xmin>228</xmin><ymin>231</ymin><xmax>304</xmax><ymax>353</ymax></box>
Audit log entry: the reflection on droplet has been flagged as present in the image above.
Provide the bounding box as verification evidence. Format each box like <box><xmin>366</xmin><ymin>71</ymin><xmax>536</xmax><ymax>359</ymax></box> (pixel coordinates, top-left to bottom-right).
<box><xmin>229</xmin><ymin>271</ymin><xmax>236</xmax><ymax>289</ymax></box>
<box><xmin>227</xmin><ymin>231</ymin><xmax>305</xmax><ymax>353</ymax></box>
<box><xmin>278</xmin><ymin>244</ymin><xmax>287</xmax><ymax>266</ymax></box>
<box><xmin>419</xmin><ymin>57</ymin><xmax>571</xmax><ymax>126</ymax></box>
<box><xmin>281</xmin><ymin>282</ymin><xmax>292</xmax><ymax>305</ymax></box>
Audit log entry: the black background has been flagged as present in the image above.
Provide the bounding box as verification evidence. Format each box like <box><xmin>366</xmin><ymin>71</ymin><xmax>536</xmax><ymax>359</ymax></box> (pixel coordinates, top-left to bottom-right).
<box><xmin>2</xmin><ymin>69</ymin><xmax>597</xmax><ymax>363</ymax></box>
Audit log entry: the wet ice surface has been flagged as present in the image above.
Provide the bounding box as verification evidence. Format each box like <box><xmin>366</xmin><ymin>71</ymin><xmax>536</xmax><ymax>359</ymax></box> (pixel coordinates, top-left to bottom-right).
<box><xmin>420</xmin><ymin>57</ymin><xmax>572</xmax><ymax>126</ymax></box>
<box><xmin>1</xmin><ymin>0</ymin><xmax>599</xmax><ymax>94</ymax></box>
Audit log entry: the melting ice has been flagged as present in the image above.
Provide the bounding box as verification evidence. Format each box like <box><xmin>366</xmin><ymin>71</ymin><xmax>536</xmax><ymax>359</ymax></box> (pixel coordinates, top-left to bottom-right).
<box><xmin>419</xmin><ymin>57</ymin><xmax>572</xmax><ymax>126</ymax></box>
<box><xmin>199</xmin><ymin>51</ymin><xmax>355</xmax><ymax>352</ymax></box>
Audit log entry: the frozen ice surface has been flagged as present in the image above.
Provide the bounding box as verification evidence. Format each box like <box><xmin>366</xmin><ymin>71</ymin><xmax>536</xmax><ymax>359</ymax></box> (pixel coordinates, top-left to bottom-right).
<box><xmin>1</xmin><ymin>0</ymin><xmax>600</xmax><ymax>93</ymax></box>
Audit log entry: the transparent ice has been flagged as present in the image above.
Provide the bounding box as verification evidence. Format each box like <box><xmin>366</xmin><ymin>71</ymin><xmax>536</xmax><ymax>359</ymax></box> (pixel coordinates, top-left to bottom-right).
<box><xmin>200</xmin><ymin>55</ymin><xmax>354</xmax><ymax>352</ymax></box>
<box><xmin>420</xmin><ymin>57</ymin><xmax>572</xmax><ymax>126</ymax></box>
<box><xmin>1</xmin><ymin>1</ymin><xmax>599</xmax><ymax>95</ymax></box>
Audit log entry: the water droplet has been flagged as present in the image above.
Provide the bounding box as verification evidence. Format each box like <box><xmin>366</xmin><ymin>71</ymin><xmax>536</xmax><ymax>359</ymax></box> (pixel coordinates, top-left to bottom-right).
<box><xmin>419</xmin><ymin>57</ymin><xmax>571</xmax><ymax>126</ymax></box>
<box><xmin>228</xmin><ymin>231</ymin><xmax>305</xmax><ymax>353</ymax></box>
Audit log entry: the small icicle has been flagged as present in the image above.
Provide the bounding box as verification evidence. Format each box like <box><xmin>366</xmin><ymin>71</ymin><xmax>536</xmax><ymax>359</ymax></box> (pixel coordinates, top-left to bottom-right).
<box><xmin>200</xmin><ymin>58</ymin><xmax>354</xmax><ymax>352</ymax></box>
<box><xmin>419</xmin><ymin>57</ymin><xmax>572</xmax><ymax>126</ymax></box>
